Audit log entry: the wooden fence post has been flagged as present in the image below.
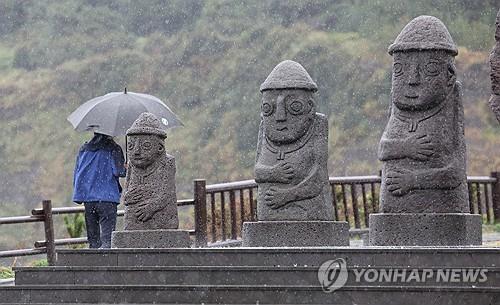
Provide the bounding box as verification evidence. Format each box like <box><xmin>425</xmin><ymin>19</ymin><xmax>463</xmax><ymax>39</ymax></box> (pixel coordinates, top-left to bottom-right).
<box><xmin>42</xmin><ymin>200</ymin><xmax>56</xmax><ymax>266</ymax></box>
<box><xmin>194</xmin><ymin>179</ymin><xmax>208</xmax><ymax>247</ymax></box>
<box><xmin>491</xmin><ymin>172</ymin><xmax>500</xmax><ymax>223</ymax></box>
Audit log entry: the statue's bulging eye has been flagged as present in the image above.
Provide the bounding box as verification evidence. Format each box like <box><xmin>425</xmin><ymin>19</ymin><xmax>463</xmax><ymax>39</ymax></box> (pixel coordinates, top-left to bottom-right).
<box><xmin>288</xmin><ymin>100</ymin><xmax>304</xmax><ymax>115</ymax></box>
<box><xmin>424</xmin><ymin>62</ymin><xmax>440</xmax><ymax>76</ymax></box>
<box><xmin>142</xmin><ymin>141</ymin><xmax>152</xmax><ymax>150</ymax></box>
<box><xmin>262</xmin><ymin>102</ymin><xmax>273</xmax><ymax>116</ymax></box>
<box><xmin>127</xmin><ymin>142</ymin><xmax>134</xmax><ymax>150</ymax></box>
<box><xmin>393</xmin><ymin>63</ymin><xmax>403</xmax><ymax>76</ymax></box>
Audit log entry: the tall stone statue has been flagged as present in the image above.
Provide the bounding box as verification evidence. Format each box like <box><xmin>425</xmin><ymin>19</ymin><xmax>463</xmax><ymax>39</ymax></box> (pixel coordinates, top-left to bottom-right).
<box><xmin>369</xmin><ymin>16</ymin><xmax>481</xmax><ymax>246</ymax></box>
<box><xmin>111</xmin><ymin>112</ymin><xmax>190</xmax><ymax>248</ymax></box>
<box><xmin>489</xmin><ymin>9</ymin><xmax>500</xmax><ymax>123</ymax></box>
<box><xmin>242</xmin><ymin>60</ymin><xmax>349</xmax><ymax>247</ymax></box>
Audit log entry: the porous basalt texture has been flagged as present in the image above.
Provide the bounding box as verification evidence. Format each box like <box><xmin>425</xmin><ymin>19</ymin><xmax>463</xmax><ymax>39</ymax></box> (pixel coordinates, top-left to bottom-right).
<box><xmin>260</xmin><ymin>60</ymin><xmax>317</xmax><ymax>92</ymax></box>
<box><xmin>369</xmin><ymin>213</ymin><xmax>482</xmax><ymax>246</ymax></box>
<box><xmin>242</xmin><ymin>221</ymin><xmax>349</xmax><ymax>247</ymax></box>
<box><xmin>254</xmin><ymin>61</ymin><xmax>333</xmax><ymax>221</ymax></box>
<box><xmin>244</xmin><ymin>60</ymin><xmax>348</xmax><ymax>247</ymax></box>
<box><xmin>371</xmin><ymin>16</ymin><xmax>481</xmax><ymax>246</ymax></box>
<box><xmin>489</xmin><ymin>9</ymin><xmax>500</xmax><ymax>123</ymax></box>
<box><xmin>111</xmin><ymin>230</ymin><xmax>190</xmax><ymax>248</ymax></box>
<box><xmin>113</xmin><ymin>113</ymin><xmax>189</xmax><ymax>248</ymax></box>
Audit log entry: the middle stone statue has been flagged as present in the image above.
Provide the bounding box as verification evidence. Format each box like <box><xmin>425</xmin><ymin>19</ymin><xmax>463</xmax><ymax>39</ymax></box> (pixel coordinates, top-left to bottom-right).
<box><xmin>255</xmin><ymin>60</ymin><xmax>333</xmax><ymax>221</ymax></box>
<box><xmin>243</xmin><ymin>60</ymin><xmax>348</xmax><ymax>247</ymax></box>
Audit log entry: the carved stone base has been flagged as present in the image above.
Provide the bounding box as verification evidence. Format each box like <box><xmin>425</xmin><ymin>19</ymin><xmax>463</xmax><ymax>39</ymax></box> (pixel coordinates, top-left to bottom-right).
<box><xmin>369</xmin><ymin>213</ymin><xmax>482</xmax><ymax>246</ymax></box>
<box><xmin>111</xmin><ymin>229</ymin><xmax>191</xmax><ymax>248</ymax></box>
<box><xmin>242</xmin><ymin>221</ymin><xmax>349</xmax><ymax>247</ymax></box>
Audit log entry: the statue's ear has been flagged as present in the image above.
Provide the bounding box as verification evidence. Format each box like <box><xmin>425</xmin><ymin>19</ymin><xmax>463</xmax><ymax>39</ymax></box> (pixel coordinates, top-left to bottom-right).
<box><xmin>447</xmin><ymin>63</ymin><xmax>457</xmax><ymax>87</ymax></box>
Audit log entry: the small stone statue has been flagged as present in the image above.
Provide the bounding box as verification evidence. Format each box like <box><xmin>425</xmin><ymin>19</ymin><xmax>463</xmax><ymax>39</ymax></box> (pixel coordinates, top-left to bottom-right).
<box><xmin>369</xmin><ymin>16</ymin><xmax>481</xmax><ymax>246</ymax></box>
<box><xmin>243</xmin><ymin>60</ymin><xmax>348</xmax><ymax>247</ymax></box>
<box><xmin>112</xmin><ymin>112</ymin><xmax>190</xmax><ymax>248</ymax></box>
<box><xmin>122</xmin><ymin>112</ymin><xmax>179</xmax><ymax>230</ymax></box>
<box><xmin>255</xmin><ymin>60</ymin><xmax>333</xmax><ymax>221</ymax></box>
<box><xmin>489</xmin><ymin>9</ymin><xmax>500</xmax><ymax>123</ymax></box>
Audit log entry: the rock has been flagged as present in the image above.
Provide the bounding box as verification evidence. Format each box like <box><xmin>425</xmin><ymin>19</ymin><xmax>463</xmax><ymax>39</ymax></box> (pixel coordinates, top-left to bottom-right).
<box><xmin>489</xmin><ymin>9</ymin><xmax>500</xmax><ymax>123</ymax></box>
<box><xmin>369</xmin><ymin>16</ymin><xmax>482</xmax><ymax>246</ymax></box>
<box><xmin>243</xmin><ymin>60</ymin><xmax>349</xmax><ymax>247</ymax></box>
<box><xmin>111</xmin><ymin>112</ymin><xmax>190</xmax><ymax>248</ymax></box>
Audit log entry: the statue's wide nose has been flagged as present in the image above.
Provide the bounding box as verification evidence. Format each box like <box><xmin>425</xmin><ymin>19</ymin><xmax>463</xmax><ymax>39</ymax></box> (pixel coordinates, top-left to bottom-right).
<box><xmin>408</xmin><ymin>64</ymin><xmax>421</xmax><ymax>86</ymax></box>
<box><xmin>276</xmin><ymin>95</ymin><xmax>286</xmax><ymax>122</ymax></box>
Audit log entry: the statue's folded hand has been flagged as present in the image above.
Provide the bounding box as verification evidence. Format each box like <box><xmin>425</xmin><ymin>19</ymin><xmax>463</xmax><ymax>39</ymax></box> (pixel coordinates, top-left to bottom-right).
<box><xmin>386</xmin><ymin>168</ymin><xmax>416</xmax><ymax>196</ymax></box>
<box><xmin>275</xmin><ymin>162</ymin><xmax>295</xmax><ymax>183</ymax></box>
<box><xmin>264</xmin><ymin>187</ymin><xmax>289</xmax><ymax>209</ymax></box>
<box><xmin>405</xmin><ymin>134</ymin><xmax>435</xmax><ymax>161</ymax></box>
<box><xmin>134</xmin><ymin>201</ymin><xmax>160</xmax><ymax>222</ymax></box>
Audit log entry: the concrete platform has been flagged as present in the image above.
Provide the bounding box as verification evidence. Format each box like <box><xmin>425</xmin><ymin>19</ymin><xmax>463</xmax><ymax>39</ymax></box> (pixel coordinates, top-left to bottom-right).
<box><xmin>1</xmin><ymin>285</ymin><xmax>499</xmax><ymax>304</ymax></box>
<box><xmin>13</xmin><ymin>265</ymin><xmax>500</xmax><ymax>287</ymax></box>
<box><xmin>2</xmin><ymin>247</ymin><xmax>500</xmax><ymax>304</ymax></box>
<box><xmin>56</xmin><ymin>247</ymin><xmax>500</xmax><ymax>268</ymax></box>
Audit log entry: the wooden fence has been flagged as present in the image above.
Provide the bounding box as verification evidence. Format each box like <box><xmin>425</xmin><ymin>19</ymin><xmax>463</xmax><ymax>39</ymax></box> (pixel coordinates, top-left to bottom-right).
<box><xmin>1</xmin><ymin>173</ymin><xmax>499</xmax><ymax>265</ymax></box>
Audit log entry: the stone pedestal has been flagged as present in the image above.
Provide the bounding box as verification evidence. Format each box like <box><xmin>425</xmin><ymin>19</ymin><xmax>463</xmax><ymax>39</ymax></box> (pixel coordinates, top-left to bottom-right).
<box><xmin>242</xmin><ymin>221</ymin><xmax>349</xmax><ymax>247</ymax></box>
<box><xmin>112</xmin><ymin>229</ymin><xmax>190</xmax><ymax>248</ymax></box>
<box><xmin>369</xmin><ymin>213</ymin><xmax>482</xmax><ymax>246</ymax></box>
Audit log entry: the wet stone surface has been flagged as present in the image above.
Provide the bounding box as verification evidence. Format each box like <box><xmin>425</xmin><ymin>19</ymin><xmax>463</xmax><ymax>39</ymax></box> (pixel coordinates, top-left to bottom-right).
<box><xmin>111</xmin><ymin>112</ymin><xmax>189</xmax><ymax>248</ymax></box>
<box><xmin>489</xmin><ymin>9</ymin><xmax>500</xmax><ymax>123</ymax></box>
<box><xmin>244</xmin><ymin>60</ymin><xmax>348</xmax><ymax>247</ymax></box>
<box><xmin>254</xmin><ymin>60</ymin><xmax>333</xmax><ymax>221</ymax></box>
<box><xmin>370</xmin><ymin>16</ymin><xmax>481</xmax><ymax>246</ymax></box>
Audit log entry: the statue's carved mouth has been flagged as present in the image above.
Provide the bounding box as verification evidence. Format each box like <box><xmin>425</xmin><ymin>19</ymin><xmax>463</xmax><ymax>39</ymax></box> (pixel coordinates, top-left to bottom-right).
<box><xmin>405</xmin><ymin>94</ymin><xmax>419</xmax><ymax>99</ymax></box>
<box><xmin>277</xmin><ymin>126</ymin><xmax>288</xmax><ymax>131</ymax></box>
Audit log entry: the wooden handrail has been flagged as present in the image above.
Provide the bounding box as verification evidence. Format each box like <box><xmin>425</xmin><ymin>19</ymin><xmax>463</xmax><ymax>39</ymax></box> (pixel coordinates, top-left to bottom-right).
<box><xmin>1</xmin><ymin>173</ymin><xmax>499</xmax><ymax>261</ymax></box>
<box><xmin>0</xmin><ymin>248</ymin><xmax>46</xmax><ymax>258</ymax></box>
<box><xmin>0</xmin><ymin>215</ymin><xmax>44</xmax><ymax>224</ymax></box>
<box><xmin>31</xmin><ymin>199</ymin><xmax>195</xmax><ymax>215</ymax></box>
<box><xmin>206</xmin><ymin>179</ymin><xmax>257</xmax><ymax>193</ymax></box>
<box><xmin>329</xmin><ymin>175</ymin><xmax>381</xmax><ymax>183</ymax></box>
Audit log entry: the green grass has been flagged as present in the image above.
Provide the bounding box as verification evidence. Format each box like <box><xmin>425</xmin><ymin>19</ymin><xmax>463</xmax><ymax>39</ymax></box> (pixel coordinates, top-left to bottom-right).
<box><xmin>30</xmin><ymin>259</ymin><xmax>48</xmax><ymax>267</ymax></box>
<box><xmin>0</xmin><ymin>267</ymin><xmax>13</xmax><ymax>279</ymax></box>
<box><xmin>482</xmin><ymin>224</ymin><xmax>500</xmax><ymax>234</ymax></box>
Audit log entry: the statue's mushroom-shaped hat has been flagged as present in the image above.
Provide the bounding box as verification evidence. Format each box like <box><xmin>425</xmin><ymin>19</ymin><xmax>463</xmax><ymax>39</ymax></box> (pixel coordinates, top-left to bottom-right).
<box><xmin>260</xmin><ymin>60</ymin><xmax>318</xmax><ymax>92</ymax></box>
<box><xmin>127</xmin><ymin>112</ymin><xmax>167</xmax><ymax>139</ymax></box>
<box><xmin>388</xmin><ymin>15</ymin><xmax>458</xmax><ymax>56</ymax></box>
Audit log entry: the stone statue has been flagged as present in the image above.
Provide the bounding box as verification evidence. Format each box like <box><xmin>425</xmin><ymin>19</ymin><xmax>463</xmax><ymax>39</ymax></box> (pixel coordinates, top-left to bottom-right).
<box><xmin>379</xmin><ymin>15</ymin><xmax>468</xmax><ymax>213</ymax></box>
<box><xmin>243</xmin><ymin>60</ymin><xmax>348</xmax><ymax>247</ymax></box>
<box><xmin>121</xmin><ymin>112</ymin><xmax>178</xmax><ymax>230</ymax></box>
<box><xmin>489</xmin><ymin>9</ymin><xmax>500</xmax><ymax>123</ymax></box>
<box><xmin>111</xmin><ymin>112</ymin><xmax>190</xmax><ymax>248</ymax></box>
<box><xmin>254</xmin><ymin>60</ymin><xmax>333</xmax><ymax>221</ymax></box>
<box><xmin>369</xmin><ymin>16</ymin><xmax>481</xmax><ymax>246</ymax></box>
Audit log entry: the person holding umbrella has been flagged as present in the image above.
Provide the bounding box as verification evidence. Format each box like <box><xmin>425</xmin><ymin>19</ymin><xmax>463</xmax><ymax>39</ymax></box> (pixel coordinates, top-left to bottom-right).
<box><xmin>72</xmin><ymin>133</ymin><xmax>126</xmax><ymax>249</ymax></box>
<box><xmin>68</xmin><ymin>88</ymin><xmax>183</xmax><ymax>248</ymax></box>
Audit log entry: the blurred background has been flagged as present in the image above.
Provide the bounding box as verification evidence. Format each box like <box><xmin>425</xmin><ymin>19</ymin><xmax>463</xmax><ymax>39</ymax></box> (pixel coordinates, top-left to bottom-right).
<box><xmin>0</xmin><ymin>0</ymin><xmax>499</xmax><ymax>260</ymax></box>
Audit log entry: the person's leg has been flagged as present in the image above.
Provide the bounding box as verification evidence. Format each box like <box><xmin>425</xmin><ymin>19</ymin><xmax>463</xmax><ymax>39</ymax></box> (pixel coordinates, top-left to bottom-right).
<box><xmin>84</xmin><ymin>202</ymin><xmax>101</xmax><ymax>248</ymax></box>
<box><xmin>97</xmin><ymin>202</ymin><xmax>117</xmax><ymax>249</ymax></box>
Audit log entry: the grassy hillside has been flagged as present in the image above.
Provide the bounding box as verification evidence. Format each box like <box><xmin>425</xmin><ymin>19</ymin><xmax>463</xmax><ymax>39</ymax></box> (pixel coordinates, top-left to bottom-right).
<box><xmin>0</xmin><ymin>0</ymin><xmax>499</xmax><ymax>251</ymax></box>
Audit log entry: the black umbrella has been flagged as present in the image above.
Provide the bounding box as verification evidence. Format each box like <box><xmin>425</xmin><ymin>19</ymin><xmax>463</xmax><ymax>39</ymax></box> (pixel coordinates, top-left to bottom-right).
<box><xmin>67</xmin><ymin>88</ymin><xmax>183</xmax><ymax>136</ymax></box>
